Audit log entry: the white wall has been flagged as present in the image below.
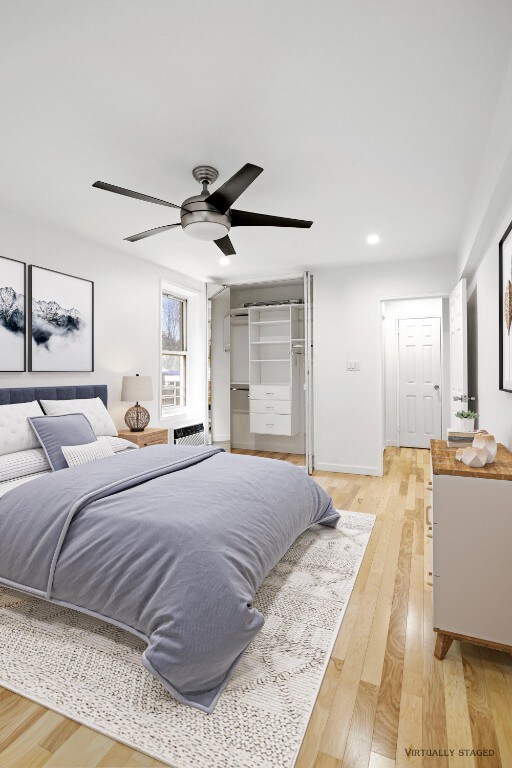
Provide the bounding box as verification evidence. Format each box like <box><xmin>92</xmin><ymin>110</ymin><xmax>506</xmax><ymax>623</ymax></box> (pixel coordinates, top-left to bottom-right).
<box><xmin>0</xmin><ymin>206</ymin><xmax>205</xmax><ymax>433</ymax></box>
<box><xmin>314</xmin><ymin>258</ymin><xmax>456</xmax><ymax>475</ymax></box>
<box><xmin>382</xmin><ymin>297</ymin><xmax>450</xmax><ymax>446</ymax></box>
<box><xmin>458</xmin><ymin>52</ymin><xmax>512</xmax><ymax>449</ymax></box>
<box><xmin>458</xmin><ymin>53</ymin><xmax>512</xmax><ymax>280</ymax></box>
<box><xmin>467</xmin><ymin>199</ymin><xmax>512</xmax><ymax>448</ymax></box>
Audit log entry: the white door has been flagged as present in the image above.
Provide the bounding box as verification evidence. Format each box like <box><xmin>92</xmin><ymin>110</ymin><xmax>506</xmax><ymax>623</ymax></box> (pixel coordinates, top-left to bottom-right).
<box><xmin>398</xmin><ymin>317</ymin><xmax>442</xmax><ymax>448</ymax></box>
<box><xmin>449</xmin><ymin>279</ymin><xmax>469</xmax><ymax>426</ymax></box>
<box><xmin>205</xmin><ymin>284</ymin><xmax>230</xmax><ymax>445</ymax></box>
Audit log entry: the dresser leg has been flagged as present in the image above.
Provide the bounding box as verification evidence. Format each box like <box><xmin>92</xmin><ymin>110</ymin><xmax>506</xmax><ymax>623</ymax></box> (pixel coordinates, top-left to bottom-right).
<box><xmin>434</xmin><ymin>632</ymin><xmax>453</xmax><ymax>660</ymax></box>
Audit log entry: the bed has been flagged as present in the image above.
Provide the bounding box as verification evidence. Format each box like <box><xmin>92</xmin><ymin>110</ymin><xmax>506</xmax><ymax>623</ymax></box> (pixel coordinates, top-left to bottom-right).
<box><xmin>0</xmin><ymin>385</ymin><xmax>338</xmax><ymax>713</ymax></box>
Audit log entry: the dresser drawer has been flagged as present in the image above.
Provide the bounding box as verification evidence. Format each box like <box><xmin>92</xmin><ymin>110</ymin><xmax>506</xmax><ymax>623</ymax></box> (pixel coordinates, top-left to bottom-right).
<box><xmin>250</xmin><ymin>413</ymin><xmax>292</xmax><ymax>435</ymax></box>
<box><xmin>249</xmin><ymin>399</ymin><xmax>291</xmax><ymax>415</ymax></box>
<box><xmin>249</xmin><ymin>385</ymin><xmax>291</xmax><ymax>401</ymax></box>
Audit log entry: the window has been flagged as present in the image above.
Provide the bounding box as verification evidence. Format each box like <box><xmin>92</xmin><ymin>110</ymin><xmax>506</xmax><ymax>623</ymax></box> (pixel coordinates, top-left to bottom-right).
<box><xmin>161</xmin><ymin>291</ymin><xmax>187</xmax><ymax>414</ymax></box>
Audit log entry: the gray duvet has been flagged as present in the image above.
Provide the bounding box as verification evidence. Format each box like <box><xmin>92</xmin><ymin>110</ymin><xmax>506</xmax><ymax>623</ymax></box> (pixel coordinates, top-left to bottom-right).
<box><xmin>0</xmin><ymin>445</ymin><xmax>338</xmax><ymax>712</ymax></box>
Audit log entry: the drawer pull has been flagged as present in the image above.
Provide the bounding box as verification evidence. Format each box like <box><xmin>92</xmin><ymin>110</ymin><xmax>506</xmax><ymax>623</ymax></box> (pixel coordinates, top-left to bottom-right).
<box><xmin>265</xmin><ymin>423</ymin><xmax>274</xmax><ymax>427</ymax></box>
<box><xmin>265</xmin><ymin>405</ymin><xmax>274</xmax><ymax>409</ymax></box>
<box><xmin>265</xmin><ymin>392</ymin><xmax>274</xmax><ymax>395</ymax></box>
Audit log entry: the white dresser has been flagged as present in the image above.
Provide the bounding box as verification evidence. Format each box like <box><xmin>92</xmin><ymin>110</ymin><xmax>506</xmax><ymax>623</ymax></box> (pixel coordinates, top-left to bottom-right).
<box><xmin>248</xmin><ymin>305</ymin><xmax>303</xmax><ymax>436</ymax></box>
<box><xmin>430</xmin><ymin>439</ymin><xmax>512</xmax><ymax>659</ymax></box>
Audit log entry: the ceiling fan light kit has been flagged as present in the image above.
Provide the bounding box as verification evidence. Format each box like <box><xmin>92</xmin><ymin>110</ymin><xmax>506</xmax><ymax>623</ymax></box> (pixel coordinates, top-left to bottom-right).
<box><xmin>93</xmin><ymin>162</ymin><xmax>313</xmax><ymax>257</ymax></box>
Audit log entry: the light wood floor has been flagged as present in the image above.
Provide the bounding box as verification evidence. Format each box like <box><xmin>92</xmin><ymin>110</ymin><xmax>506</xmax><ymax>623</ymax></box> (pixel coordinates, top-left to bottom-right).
<box><xmin>1</xmin><ymin>447</ymin><xmax>511</xmax><ymax>767</ymax></box>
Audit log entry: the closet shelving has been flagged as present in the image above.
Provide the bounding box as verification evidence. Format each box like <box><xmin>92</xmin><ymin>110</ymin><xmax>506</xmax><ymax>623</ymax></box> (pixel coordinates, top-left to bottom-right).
<box><xmin>248</xmin><ymin>304</ymin><xmax>304</xmax><ymax>435</ymax></box>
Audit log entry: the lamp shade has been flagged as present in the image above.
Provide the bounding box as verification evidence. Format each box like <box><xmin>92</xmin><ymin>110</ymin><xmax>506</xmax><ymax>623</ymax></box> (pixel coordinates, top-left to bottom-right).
<box><xmin>121</xmin><ymin>375</ymin><xmax>153</xmax><ymax>402</ymax></box>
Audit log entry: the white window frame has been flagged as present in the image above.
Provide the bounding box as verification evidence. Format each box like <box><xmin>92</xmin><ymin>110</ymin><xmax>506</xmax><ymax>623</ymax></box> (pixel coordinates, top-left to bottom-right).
<box><xmin>160</xmin><ymin>288</ymin><xmax>188</xmax><ymax>417</ymax></box>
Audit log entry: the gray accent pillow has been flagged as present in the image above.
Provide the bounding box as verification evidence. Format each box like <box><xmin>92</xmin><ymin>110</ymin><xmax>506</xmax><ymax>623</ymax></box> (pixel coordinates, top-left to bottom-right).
<box><xmin>28</xmin><ymin>414</ymin><xmax>97</xmax><ymax>471</ymax></box>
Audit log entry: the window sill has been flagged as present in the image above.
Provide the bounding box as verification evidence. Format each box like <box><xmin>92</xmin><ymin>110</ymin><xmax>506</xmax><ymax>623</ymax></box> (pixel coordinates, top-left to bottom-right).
<box><xmin>160</xmin><ymin>408</ymin><xmax>203</xmax><ymax>430</ymax></box>
<box><xmin>161</xmin><ymin>407</ymin><xmax>189</xmax><ymax>422</ymax></box>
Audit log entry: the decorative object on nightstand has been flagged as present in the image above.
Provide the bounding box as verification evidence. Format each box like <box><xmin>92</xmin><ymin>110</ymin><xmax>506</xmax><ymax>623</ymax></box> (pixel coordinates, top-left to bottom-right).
<box><xmin>117</xmin><ymin>427</ymin><xmax>168</xmax><ymax>448</ymax></box>
<box><xmin>121</xmin><ymin>374</ymin><xmax>153</xmax><ymax>432</ymax></box>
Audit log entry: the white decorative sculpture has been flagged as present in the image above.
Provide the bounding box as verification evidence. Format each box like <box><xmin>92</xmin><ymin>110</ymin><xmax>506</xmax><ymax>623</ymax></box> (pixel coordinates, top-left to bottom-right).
<box><xmin>472</xmin><ymin>433</ymin><xmax>497</xmax><ymax>463</ymax></box>
<box><xmin>457</xmin><ymin>447</ymin><xmax>488</xmax><ymax>468</ymax></box>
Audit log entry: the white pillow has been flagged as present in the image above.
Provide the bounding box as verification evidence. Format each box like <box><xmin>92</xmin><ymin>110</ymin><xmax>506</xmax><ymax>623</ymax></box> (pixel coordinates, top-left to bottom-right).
<box><xmin>0</xmin><ymin>448</ymin><xmax>50</xmax><ymax>482</ymax></box>
<box><xmin>40</xmin><ymin>397</ymin><xmax>117</xmax><ymax>437</ymax></box>
<box><xmin>61</xmin><ymin>440</ymin><xmax>115</xmax><ymax>467</ymax></box>
<box><xmin>97</xmin><ymin>435</ymin><xmax>139</xmax><ymax>452</ymax></box>
<box><xmin>0</xmin><ymin>401</ymin><xmax>44</xmax><ymax>456</ymax></box>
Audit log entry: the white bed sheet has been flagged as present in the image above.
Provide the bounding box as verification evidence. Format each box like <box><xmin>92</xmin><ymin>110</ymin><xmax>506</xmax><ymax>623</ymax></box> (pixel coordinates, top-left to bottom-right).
<box><xmin>0</xmin><ymin>472</ymin><xmax>51</xmax><ymax>499</ymax></box>
<box><xmin>0</xmin><ymin>437</ymin><xmax>136</xmax><ymax>499</ymax></box>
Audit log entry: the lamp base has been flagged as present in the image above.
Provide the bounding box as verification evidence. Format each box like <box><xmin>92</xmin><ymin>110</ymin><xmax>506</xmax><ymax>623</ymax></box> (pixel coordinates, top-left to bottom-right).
<box><xmin>124</xmin><ymin>403</ymin><xmax>150</xmax><ymax>432</ymax></box>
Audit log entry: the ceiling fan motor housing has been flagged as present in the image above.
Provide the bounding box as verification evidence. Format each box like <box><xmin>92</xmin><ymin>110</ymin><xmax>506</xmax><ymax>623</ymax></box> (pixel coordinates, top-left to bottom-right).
<box><xmin>180</xmin><ymin>193</ymin><xmax>231</xmax><ymax>241</ymax></box>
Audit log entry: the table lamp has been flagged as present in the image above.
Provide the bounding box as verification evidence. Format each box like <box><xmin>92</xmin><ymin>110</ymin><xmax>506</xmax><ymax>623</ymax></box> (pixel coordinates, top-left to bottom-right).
<box><xmin>121</xmin><ymin>374</ymin><xmax>153</xmax><ymax>432</ymax></box>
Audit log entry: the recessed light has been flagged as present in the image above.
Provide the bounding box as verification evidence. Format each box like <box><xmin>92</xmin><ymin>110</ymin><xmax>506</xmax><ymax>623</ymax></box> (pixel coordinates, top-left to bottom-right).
<box><xmin>219</xmin><ymin>256</ymin><xmax>230</xmax><ymax>266</ymax></box>
<box><xmin>366</xmin><ymin>234</ymin><xmax>380</xmax><ymax>245</ymax></box>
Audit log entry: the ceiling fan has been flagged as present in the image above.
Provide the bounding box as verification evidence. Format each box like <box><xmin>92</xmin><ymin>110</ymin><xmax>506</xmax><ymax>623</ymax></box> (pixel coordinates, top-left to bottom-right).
<box><xmin>92</xmin><ymin>163</ymin><xmax>312</xmax><ymax>256</ymax></box>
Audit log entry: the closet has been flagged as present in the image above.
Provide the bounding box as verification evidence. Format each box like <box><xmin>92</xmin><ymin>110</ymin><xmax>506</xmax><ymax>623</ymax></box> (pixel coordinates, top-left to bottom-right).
<box><xmin>207</xmin><ymin>274</ymin><xmax>313</xmax><ymax>472</ymax></box>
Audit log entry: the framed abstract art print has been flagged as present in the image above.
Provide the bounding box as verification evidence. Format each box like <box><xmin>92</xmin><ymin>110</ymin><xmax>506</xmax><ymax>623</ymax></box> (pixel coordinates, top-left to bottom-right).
<box><xmin>0</xmin><ymin>255</ymin><xmax>26</xmax><ymax>372</ymax></box>
<box><xmin>28</xmin><ymin>266</ymin><xmax>94</xmax><ymax>372</ymax></box>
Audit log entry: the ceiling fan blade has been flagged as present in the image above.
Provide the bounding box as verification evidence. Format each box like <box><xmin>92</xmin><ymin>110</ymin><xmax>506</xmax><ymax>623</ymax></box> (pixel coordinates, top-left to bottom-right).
<box><xmin>124</xmin><ymin>224</ymin><xmax>180</xmax><ymax>242</ymax></box>
<box><xmin>214</xmin><ymin>235</ymin><xmax>236</xmax><ymax>256</ymax></box>
<box><xmin>206</xmin><ymin>163</ymin><xmax>263</xmax><ymax>214</ymax></box>
<box><xmin>93</xmin><ymin>181</ymin><xmax>186</xmax><ymax>211</ymax></box>
<box><xmin>230</xmin><ymin>209</ymin><xmax>313</xmax><ymax>228</ymax></box>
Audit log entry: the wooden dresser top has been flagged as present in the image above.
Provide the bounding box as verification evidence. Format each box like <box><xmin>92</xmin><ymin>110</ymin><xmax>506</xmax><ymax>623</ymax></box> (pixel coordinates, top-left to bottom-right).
<box><xmin>430</xmin><ymin>439</ymin><xmax>512</xmax><ymax>481</ymax></box>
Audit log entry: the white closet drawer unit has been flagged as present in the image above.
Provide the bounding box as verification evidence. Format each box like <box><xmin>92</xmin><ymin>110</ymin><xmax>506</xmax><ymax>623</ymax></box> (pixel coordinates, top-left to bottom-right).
<box><xmin>250</xmin><ymin>413</ymin><xmax>292</xmax><ymax>436</ymax></box>
<box><xmin>249</xmin><ymin>384</ymin><xmax>291</xmax><ymax>401</ymax></box>
<box><xmin>249</xmin><ymin>399</ymin><xmax>291</xmax><ymax>415</ymax></box>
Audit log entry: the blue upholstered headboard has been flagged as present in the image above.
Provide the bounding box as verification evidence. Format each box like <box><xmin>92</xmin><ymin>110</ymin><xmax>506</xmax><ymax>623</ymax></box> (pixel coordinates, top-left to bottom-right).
<box><xmin>0</xmin><ymin>385</ymin><xmax>108</xmax><ymax>408</ymax></box>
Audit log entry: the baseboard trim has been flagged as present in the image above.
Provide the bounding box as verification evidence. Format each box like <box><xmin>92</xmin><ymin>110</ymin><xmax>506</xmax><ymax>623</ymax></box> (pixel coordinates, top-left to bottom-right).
<box><xmin>385</xmin><ymin>440</ymin><xmax>399</xmax><ymax>447</ymax></box>
<box><xmin>212</xmin><ymin>435</ymin><xmax>230</xmax><ymax>443</ymax></box>
<box><xmin>315</xmin><ymin>462</ymin><xmax>381</xmax><ymax>477</ymax></box>
<box><xmin>231</xmin><ymin>441</ymin><xmax>304</xmax><ymax>454</ymax></box>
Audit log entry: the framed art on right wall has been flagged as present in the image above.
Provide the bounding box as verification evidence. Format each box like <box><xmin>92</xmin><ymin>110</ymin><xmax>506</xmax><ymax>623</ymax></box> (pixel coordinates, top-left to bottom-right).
<box><xmin>499</xmin><ymin>219</ymin><xmax>512</xmax><ymax>392</ymax></box>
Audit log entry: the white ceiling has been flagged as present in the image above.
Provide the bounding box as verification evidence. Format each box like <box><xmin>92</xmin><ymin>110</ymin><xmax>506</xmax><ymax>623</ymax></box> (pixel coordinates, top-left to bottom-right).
<box><xmin>0</xmin><ymin>1</ymin><xmax>511</xmax><ymax>282</ymax></box>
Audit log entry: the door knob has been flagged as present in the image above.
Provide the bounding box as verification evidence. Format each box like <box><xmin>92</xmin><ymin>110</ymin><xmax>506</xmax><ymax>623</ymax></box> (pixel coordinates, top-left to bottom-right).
<box><xmin>434</xmin><ymin>384</ymin><xmax>440</xmax><ymax>390</ymax></box>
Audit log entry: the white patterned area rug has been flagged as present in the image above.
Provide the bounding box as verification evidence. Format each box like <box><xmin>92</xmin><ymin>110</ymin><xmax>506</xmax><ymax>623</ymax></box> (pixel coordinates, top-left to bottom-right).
<box><xmin>0</xmin><ymin>510</ymin><xmax>374</xmax><ymax>768</ymax></box>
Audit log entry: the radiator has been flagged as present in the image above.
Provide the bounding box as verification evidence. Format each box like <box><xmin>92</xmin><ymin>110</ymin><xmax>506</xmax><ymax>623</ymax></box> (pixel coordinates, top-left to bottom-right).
<box><xmin>173</xmin><ymin>423</ymin><xmax>205</xmax><ymax>446</ymax></box>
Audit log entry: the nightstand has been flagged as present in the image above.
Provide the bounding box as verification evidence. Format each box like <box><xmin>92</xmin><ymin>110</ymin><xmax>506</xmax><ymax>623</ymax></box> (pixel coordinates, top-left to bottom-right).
<box><xmin>118</xmin><ymin>427</ymin><xmax>169</xmax><ymax>448</ymax></box>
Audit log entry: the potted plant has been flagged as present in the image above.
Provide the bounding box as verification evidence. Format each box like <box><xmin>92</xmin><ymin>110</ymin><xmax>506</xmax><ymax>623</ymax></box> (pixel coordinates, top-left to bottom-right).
<box><xmin>455</xmin><ymin>410</ymin><xmax>479</xmax><ymax>432</ymax></box>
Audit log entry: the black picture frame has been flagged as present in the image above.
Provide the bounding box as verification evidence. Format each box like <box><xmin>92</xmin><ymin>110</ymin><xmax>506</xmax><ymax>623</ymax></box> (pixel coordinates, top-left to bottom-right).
<box><xmin>28</xmin><ymin>265</ymin><xmax>94</xmax><ymax>372</ymax></box>
<box><xmin>0</xmin><ymin>254</ymin><xmax>27</xmax><ymax>372</ymax></box>
<box><xmin>499</xmin><ymin>219</ymin><xmax>512</xmax><ymax>392</ymax></box>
